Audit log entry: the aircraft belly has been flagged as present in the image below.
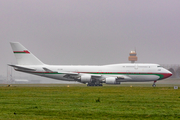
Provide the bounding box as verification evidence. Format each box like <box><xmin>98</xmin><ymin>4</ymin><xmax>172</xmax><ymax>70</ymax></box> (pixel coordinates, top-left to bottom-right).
<box><xmin>128</xmin><ymin>75</ymin><xmax>159</xmax><ymax>82</ymax></box>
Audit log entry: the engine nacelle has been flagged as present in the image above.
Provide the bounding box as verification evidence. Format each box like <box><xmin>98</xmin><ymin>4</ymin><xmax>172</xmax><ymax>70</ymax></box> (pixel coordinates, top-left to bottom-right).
<box><xmin>81</xmin><ymin>75</ymin><xmax>92</xmax><ymax>82</ymax></box>
<box><xmin>106</xmin><ymin>77</ymin><xmax>121</xmax><ymax>84</ymax></box>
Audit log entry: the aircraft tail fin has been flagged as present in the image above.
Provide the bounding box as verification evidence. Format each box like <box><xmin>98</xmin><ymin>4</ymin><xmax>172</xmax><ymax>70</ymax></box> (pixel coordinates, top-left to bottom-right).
<box><xmin>10</xmin><ymin>42</ymin><xmax>44</xmax><ymax>65</ymax></box>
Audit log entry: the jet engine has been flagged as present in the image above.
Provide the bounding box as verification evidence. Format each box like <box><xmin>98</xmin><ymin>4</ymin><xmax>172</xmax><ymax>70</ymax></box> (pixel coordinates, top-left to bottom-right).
<box><xmin>81</xmin><ymin>75</ymin><xmax>92</xmax><ymax>82</ymax></box>
<box><xmin>106</xmin><ymin>77</ymin><xmax>120</xmax><ymax>84</ymax></box>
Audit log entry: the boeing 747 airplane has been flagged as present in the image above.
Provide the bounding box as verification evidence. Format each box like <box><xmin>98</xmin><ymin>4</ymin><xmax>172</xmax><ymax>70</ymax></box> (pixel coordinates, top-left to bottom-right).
<box><xmin>9</xmin><ymin>42</ymin><xmax>172</xmax><ymax>86</ymax></box>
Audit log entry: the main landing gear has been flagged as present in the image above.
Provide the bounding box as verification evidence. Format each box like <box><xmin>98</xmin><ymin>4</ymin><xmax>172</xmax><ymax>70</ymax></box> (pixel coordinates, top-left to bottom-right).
<box><xmin>152</xmin><ymin>81</ymin><xmax>156</xmax><ymax>87</ymax></box>
<box><xmin>87</xmin><ymin>83</ymin><xmax>103</xmax><ymax>86</ymax></box>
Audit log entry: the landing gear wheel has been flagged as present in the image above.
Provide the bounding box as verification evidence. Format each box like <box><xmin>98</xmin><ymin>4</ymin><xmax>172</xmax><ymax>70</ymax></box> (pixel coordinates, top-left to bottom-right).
<box><xmin>87</xmin><ymin>83</ymin><xmax>95</xmax><ymax>86</ymax></box>
<box><xmin>87</xmin><ymin>83</ymin><xmax>103</xmax><ymax>86</ymax></box>
<box><xmin>152</xmin><ymin>81</ymin><xmax>157</xmax><ymax>87</ymax></box>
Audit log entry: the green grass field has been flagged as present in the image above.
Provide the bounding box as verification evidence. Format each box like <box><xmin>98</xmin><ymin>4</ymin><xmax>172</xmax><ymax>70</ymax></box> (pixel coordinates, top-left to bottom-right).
<box><xmin>0</xmin><ymin>84</ymin><xmax>180</xmax><ymax>120</ymax></box>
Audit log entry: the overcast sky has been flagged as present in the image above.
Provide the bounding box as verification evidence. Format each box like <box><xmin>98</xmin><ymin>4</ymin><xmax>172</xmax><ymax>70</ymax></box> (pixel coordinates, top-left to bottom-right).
<box><xmin>0</xmin><ymin>0</ymin><xmax>180</xmax><ymax>79</ymax></box>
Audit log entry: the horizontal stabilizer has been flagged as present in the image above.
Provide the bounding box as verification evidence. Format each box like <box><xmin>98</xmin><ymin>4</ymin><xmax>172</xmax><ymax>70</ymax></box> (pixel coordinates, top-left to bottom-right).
<box><xmin>8</xmin><ymin>64</ymin><xmax>36</xmax><ymax>72</ymax></box>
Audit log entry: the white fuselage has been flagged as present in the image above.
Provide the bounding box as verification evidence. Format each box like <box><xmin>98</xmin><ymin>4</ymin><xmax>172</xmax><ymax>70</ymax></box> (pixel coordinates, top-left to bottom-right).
<box><xmin>17</xmin><ymin>63</ymin><xmax>172</xmax><ymax>82</ymax></box>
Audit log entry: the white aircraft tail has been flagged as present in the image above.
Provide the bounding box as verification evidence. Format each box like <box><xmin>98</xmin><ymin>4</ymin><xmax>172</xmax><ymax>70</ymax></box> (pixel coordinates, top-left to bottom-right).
<box><xmin>10</xmin><ymin>42</ymin><xmax>44</xmax><ymax>65</ymax></box>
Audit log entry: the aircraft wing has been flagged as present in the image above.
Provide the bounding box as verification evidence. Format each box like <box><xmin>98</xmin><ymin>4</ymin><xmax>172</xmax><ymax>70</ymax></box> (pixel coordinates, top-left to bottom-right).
<box><xmin>43</xmin><ymin>67</ymin><xmax>103</xmax><ymax>80</ymax></box>
<box><xmin>58</xmin><ymin>71</ymin><xmax>80</xmax><ymax>79</ymax></box>
<box><xmin>42</xmin><ymin>67</ymin><xmax>80</xmax><ymax>79</ymax></box>
<box><xmin>117</xmin><ymin>75</ymin><xmax>130</xmax><ymax>79</ymax></box>
<box><xmin>116</xmin><ymin>75</ymin><xmax>132</xmax><ymax>81</ymax></box>
<box><xmin>61</xmin><ymin>72</ymin><xmax>103</xmax><ymax>80</ymax></box>
<box><xmin>42</xmin><ymin>67</ymin><xmax>131</xmax><ymax>83</ymax></box>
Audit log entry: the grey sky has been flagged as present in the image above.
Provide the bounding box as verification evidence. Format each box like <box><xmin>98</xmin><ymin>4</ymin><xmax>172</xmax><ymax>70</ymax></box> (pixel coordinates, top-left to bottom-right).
<box><xmin>0</xmin><ymin>0</ymin><xmax>180</xmax><ymax>78</ymax></box>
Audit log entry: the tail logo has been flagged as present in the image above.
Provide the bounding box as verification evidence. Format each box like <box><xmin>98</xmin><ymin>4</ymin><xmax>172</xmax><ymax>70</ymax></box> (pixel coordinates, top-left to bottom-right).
<box><xmin>14</xmin><ymin>50</ymin><xmax>30</xmax><ymax>54</ymax></box>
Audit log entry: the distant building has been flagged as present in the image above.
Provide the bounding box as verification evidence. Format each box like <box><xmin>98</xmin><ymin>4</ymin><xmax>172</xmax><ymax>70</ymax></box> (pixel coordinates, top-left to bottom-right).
<box><xmin>128</xmin><ymin>51</ymin><xmax>137</xmax><ymax>63</ymax></box>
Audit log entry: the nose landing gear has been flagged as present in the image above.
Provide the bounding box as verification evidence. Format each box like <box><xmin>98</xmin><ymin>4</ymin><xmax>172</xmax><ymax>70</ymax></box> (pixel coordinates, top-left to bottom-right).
<box><xmin>152</xmin><ymin>81</ymin><xmax>157</xmax><ymax>87</ymax></box>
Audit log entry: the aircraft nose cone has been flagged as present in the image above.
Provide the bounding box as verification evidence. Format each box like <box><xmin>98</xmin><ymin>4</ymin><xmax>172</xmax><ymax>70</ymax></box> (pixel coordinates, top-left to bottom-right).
<box><xmin>163</xmin><ymin>71</ymin><xmax>172</xmax><ymax>79</ymax></box>
<box><xmin>168</xmin><ymin>72</ymin><xmax>172</xmax><ymax>77</ymax></box>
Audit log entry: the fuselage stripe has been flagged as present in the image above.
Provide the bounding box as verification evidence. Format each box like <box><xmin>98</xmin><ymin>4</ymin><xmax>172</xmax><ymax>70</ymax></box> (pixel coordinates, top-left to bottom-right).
<box><xmin>28</xmin><ymin>71</ymin><xmax>170</xmax><ymax>80</ymax></box>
